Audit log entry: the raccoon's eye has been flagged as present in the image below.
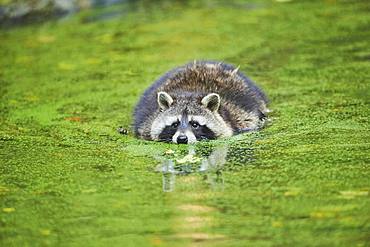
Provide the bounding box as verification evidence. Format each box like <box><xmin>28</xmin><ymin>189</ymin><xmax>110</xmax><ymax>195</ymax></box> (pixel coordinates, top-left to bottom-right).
<box><xmin>171</xmin><ymin>122</ymin><xmax>179</xmax><ymax>128</ymax></box>
<box><xmin>190</xmin><ymin>121</ymin><xmax>200</xmax><ymax>129</ymax></box>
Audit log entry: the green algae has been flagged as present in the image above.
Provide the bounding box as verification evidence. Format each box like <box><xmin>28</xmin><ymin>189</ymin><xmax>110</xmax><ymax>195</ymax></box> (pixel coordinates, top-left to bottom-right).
<box><xmin>1</xmin><ymin>0</ymin><xmax>370</xmax><ymax>246</ymax></box>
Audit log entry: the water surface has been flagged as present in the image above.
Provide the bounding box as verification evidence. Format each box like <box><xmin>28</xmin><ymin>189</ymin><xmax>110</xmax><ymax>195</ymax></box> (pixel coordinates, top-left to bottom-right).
<box><xmin>1</xmin><ymin>0</ymin><xmax>369</xmax><ymax>246</ymax></box>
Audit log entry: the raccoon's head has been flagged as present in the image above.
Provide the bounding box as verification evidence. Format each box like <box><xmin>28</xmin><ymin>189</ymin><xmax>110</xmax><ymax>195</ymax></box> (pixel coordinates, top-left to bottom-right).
<box><xmin>150</xmin><ymin>91</ymin><xmax>233</xmax><ymax>144</ymax></box>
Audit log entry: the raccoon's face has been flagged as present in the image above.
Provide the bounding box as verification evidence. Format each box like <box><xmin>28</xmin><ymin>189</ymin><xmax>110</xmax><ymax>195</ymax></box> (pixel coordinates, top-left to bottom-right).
<box><xmin>150</xmin><ymin>92</ymin><xmax>233</xmax><ymax>144</ymax></box>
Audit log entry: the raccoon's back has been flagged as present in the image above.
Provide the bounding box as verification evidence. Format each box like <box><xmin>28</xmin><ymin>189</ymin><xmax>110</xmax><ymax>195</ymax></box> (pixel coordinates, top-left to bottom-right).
<box><xmin>159</xmin><ymin>61</ymin><xmax>267</xmax><ymax>112</ymax></box>
<box><xmin>133</xmin><ymin>61</ymin><xmax>268</xmax><ymax>135</ymax></box>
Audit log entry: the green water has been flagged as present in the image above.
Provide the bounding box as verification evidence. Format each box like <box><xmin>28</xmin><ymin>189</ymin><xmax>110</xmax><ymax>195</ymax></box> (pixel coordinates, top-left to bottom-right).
<box><xmin>1</xmin><ymin>0</ymin><xmax>369</xmax><ymax>246</ymax></box>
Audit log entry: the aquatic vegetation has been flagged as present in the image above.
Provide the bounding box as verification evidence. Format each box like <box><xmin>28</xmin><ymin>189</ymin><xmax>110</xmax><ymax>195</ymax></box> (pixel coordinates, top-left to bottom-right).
<box><xmin>1</xmin><ymin>0</ymin><xmax>369</xmax><ymax>246</ymax></box>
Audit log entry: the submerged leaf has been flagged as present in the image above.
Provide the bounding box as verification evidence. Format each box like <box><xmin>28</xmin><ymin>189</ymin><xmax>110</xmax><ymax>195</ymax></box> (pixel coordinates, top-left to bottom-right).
<box><xmin>339</xmin><ymin>190</ymin><xmax>368</xmax><ymax>199</ymax></box>
<box><xmin>40</xmin><ymin>229</ymin><xmax>51</xmax><ymax>236</ymax></box>
<box><xmin>340</xmin><ymin>191</ymin><xmax>368</xmax><ymax>196</ymax></box>
<box><xmin>272</xmin><ymin>221</ymin><xmax>283</xmax><ymax>227</ymax></box>
<box><xmin>310</xmin><ymin>211</ymin><xmax>335</xmax><ymax>219</ymax></box>
<box><xmin>284</xmin><ymin>190</ymin><xmax>300</xmax><ymax>197</ymax></box>
<box><xmin>65</xmin><ymin>117</ymin><xmax>82</xmax><ymax>122</ymax></box>
<box><xmin>58</xmin><ymin>62</ymin><xmax>75</xmax><ymax>71</ymax></box>
<box><xmin>38</xmin><ymin>35</ymin><xmax>55</xmax><ymax>44</ymax></box>
<box><xmin>3</xmin><ymin>207</ymin><xmax>15</xmax><ymax>213</ymax></box>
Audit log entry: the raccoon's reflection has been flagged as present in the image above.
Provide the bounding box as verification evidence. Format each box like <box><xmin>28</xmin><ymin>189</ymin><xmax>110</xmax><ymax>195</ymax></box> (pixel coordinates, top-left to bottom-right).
<box><xmin>155</xmin><ymin>142</ymin><xmax>256</xmax><ymax>192</ymax></box>
<box><xmin>156</xmin><ymin>145</ymin><xmax>228</xmax><ymax>192</ymax></box>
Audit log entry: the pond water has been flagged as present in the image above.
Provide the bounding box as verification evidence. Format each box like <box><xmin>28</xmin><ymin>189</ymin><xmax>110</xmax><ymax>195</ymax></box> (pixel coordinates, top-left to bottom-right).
<box><xmin>1</xmin><ymin>0</ymin><xmax>369</xmax><ymax>246</ymax></box>
<box><xmin>155</xmin><ymin>141</ymin><xmax>255</xmax><ymax>192</ymax></box>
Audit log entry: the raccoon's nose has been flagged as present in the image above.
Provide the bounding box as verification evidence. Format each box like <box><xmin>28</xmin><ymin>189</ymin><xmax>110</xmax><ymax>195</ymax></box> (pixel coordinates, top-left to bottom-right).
<box><xmin>177</xmin><ymin>135</ymin><xmax>188</xmax><ymax>144</ymax></box>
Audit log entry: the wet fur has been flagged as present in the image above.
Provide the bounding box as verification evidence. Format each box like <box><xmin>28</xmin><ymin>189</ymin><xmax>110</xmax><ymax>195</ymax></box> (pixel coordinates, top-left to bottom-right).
<box><xmin>133</xmin><ymin>61</ymin><xmax>269</xmax><ymax>141</ymax></box>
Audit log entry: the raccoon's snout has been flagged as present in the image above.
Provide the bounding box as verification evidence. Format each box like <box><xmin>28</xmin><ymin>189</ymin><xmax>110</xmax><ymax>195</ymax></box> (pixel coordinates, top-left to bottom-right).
<box><xmin>177</xmin><ymin>135</ymin><xmax>188</xmax><ymax>144</ymax></box>
<box><xmin>172</xmin><ymin>129</ymin><xmax>197</xmax><ymax>144</ymax></box>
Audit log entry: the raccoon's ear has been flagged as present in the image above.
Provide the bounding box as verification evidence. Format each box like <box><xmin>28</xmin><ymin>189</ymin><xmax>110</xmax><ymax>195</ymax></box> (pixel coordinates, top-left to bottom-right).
<box><xmin>201</xmin><ymin>93</ymin><xmax>220</xmax><ymax>112</ymax></box>
<box><xmin>157</xmin><ymin>91</ymin><xmax>173</xmax><ymax>110</ymax></box>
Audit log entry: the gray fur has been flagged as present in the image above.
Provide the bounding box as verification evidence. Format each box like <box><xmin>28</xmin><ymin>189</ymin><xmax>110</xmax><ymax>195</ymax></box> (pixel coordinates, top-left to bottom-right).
<box><xmin>133</xmin><ymin>61</ymin><xmax>269</xmax><ymax>143</ymax></box>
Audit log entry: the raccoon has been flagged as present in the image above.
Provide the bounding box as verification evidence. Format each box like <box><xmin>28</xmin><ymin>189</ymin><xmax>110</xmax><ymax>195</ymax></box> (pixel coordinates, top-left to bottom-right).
<box><xmin>133</xmin><ymin>61</ymin><xmax>269</xmax><ymax>144</ymax></box>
